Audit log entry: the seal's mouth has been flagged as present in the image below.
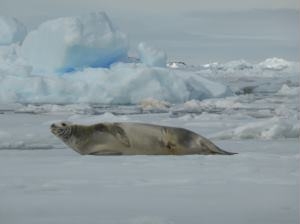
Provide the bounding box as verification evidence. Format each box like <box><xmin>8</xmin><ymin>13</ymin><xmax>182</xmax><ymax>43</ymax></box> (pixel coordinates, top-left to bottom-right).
<box><xmin>50</xmin><ymin>123</ymin><xmax>70</xmax><ymax>139</ymax></box>
<box><xmin>50</xmin><ymin>124</ymin><xmax>62</xmax><ymax>136</ymax></box>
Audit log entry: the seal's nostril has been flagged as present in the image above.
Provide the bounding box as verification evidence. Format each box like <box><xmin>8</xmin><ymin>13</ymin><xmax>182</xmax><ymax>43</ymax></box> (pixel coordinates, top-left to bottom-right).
<box><xmin>51</xmin><ymin>124</ymin><xmax>55</xmax><ymax>128</ymax></box>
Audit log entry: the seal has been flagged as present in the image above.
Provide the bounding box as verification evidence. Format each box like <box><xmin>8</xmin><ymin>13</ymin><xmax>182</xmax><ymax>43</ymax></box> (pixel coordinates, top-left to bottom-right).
<box><xmin>50</xmin><ymin>122</ymin><xmax>236</xmax><ymax>155</ymax></box>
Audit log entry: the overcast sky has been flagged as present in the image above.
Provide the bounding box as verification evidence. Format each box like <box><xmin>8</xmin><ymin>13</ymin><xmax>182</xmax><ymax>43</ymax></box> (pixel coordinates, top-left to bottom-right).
<box><xmin>0</xmin><ymin>0</ymin><xmax>299</xmax><ymax>18</ymax></box>
<box><xmin>1</xmin><ymin>0</ymin><xmax>298</xmax><ymax>29</ymax></box>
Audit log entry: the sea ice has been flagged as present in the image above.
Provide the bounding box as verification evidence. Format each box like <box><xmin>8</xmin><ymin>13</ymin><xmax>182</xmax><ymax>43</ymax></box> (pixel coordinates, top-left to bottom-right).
<box><xmin>200</xmin><ymin>58</ymin><xmax>299</xmax><ymax>77</ymax></box>
<box><xmin>258</xmin><ymin>58</ymin><xmax>293</xmax><ymax>71</ymax></box>
<box><xmin>0</xmin><ymin>16</ymin><xmax>27</xmax><ymax>45</ymax></box>
<box><xmin>0</xmin><ymin>14</ymin><xmax>298</xmax><ymax>107</ymax></box>
<box><xmin>21</xmin><ymin>12</ymin><xmax>128</xmax><ymax>73</ymax></box>
<box><xmin>212</xmin><ymin>116</ymin><xmax>299</xmax><ymax>140</ymax></box>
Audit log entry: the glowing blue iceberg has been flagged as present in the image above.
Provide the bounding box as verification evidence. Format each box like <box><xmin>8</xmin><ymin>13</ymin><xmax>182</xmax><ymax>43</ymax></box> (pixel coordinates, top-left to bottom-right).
<box><xmin>21</xmin><ymin>12</ymin><xmax>128</xmax><ymax>73</ymax></box>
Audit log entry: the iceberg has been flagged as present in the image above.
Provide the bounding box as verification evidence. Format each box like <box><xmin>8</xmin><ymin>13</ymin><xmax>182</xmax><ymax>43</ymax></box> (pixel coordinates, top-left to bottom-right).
<box><xmin>21</xmin><ymin>12</ymin><xmax>128</xmax><ymax>73</ymax></box>
<box><xmin>0</xmin><ymin>12</ymin><xmax>233</xmax><ymax>105</ymax></box>
<box><xmin>0</xmin><ymin>16</ymin><xmax>27</xmax><ymax>45</ymax></box>
<box><xmin>0</xmin><ymin>62</ymin><xmax>233</xmax><ymax>104</ymax></box>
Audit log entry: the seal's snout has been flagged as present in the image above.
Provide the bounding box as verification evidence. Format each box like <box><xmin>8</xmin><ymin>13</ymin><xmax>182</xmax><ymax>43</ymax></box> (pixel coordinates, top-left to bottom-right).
<box><xmin>50</xmin><ymin>123</ymin><xmax>57</xmax><ymax>134</ymax></box>
<box><xmin>50</xmin><ymin>122</ymin><xmax>72</xmax><ymax>140</ymax></box>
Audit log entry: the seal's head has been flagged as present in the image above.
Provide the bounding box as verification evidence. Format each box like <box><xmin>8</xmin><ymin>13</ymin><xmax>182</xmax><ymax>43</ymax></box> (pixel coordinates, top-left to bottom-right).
<box><xmin>50</xmin><ymin>121</ymin><xmax>72</xmax><ymax>142</ymax></box>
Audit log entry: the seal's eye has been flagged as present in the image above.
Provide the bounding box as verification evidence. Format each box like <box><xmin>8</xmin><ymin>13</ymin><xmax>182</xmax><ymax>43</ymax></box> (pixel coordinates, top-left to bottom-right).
<box><xmin>61</xmin><ymin>123</ymin><xmax>66</xmax><ymax>127</ymax></box>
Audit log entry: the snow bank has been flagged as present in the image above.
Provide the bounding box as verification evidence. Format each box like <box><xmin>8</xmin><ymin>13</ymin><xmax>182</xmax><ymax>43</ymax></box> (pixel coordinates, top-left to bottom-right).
<box><xmin>0</xmin><ymin>63</ymin><xmax>233</xmax><ymax>104</ymax></box>
<box><xmin>21</xmin><ymin>12</ymin><xmax>128</xmax><ymax>73</ymax></box>
<box><xmin>138</xmin><ymin>42</ymin><xmax>167</xmax><ymax>67</ymax></box>
<box><xmin>0</xmin><ymin>16</ymin><xmax>27</xmax><ymax>45</ymax></box>
<box><xmin>212</xmin><ymin>117</ymin><xmax>299</xmax><ymax>140</ymax></box>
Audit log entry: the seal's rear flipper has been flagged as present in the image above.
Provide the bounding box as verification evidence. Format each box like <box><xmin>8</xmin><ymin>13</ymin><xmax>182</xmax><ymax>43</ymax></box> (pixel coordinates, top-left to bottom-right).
<box><xmin>224</xmin><ymin>151</ymin><xmax>238</xmax><ymax>155</ymax></box>
<box><xmin>89</xmin><ymin>150</ymin><xmax>123</xmax><ymax>156</ymax></box>
<box><xmin>217</xmin><ymin>148</ymin><xmax>238</xmax><ymax>155</ymax></box>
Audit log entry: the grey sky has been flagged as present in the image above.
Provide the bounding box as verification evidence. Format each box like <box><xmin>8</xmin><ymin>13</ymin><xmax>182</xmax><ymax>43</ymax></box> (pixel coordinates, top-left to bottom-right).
<box><xmin>0</xmin><ymin>0</ymin><xmax>299</xmax><ymax>19</ymax></box>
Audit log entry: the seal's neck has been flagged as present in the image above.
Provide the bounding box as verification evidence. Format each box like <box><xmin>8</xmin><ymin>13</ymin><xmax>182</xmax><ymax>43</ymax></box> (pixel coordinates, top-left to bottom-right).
<box><xmin>71</xmin><ymin>125</ymin><xmax>91</xmax><ymax>138</ymax></box>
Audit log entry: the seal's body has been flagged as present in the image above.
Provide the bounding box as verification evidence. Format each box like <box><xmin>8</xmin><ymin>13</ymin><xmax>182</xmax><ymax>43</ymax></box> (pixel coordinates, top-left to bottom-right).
<box><xmin>50</xmin><ymin>122</ymin><xmax>236</xmax><ymax>155</ymax></box>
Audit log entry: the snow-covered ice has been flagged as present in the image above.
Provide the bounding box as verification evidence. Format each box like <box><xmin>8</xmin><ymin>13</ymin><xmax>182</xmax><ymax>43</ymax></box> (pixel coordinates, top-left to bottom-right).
<box><xmin>0</xmin><ymin>110</ymin><xmax>299</xmax><ymax>224</ymax></box>
<box><xmin>0</xmin><ymin>140</ymin><xmax>298</xmax><ymax>224</ymax></box>
<box><xmin>0</xmin><ymin>74</ymin><xmax>299</xmax><ymax>223</ymax></box>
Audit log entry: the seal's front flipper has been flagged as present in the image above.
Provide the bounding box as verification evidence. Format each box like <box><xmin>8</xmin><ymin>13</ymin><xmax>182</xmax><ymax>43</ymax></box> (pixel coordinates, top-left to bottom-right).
<box><xmin>89</xmin><ymin>150</ymin><xmax>123</xmax><ymax>156</ymax></box>
<box><xmin>109</xmin><ymin>125</ymin><xmax>130</xmax><ymax>147</ymax></box>
<box><xmin>95</xmin><ymin>123</ymin><xmax>130</xmax><ymax>147</ymax></box>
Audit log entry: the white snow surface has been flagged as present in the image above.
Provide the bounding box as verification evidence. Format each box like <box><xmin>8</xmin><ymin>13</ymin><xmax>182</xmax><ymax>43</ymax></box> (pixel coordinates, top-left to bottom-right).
<box><xmin>21</xmin><ymin>12</ymin><xmax>128</xmax><ymax>73</ymax></box>
<box><xmin>0</xmin><ymin>16</ymin><xmax>27</xmax><ymax>45</ymax></box>
<box><xmin>0</xmin><ymin>111</ymin><xmax>299</xmax><ymax>224</ymax></box>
